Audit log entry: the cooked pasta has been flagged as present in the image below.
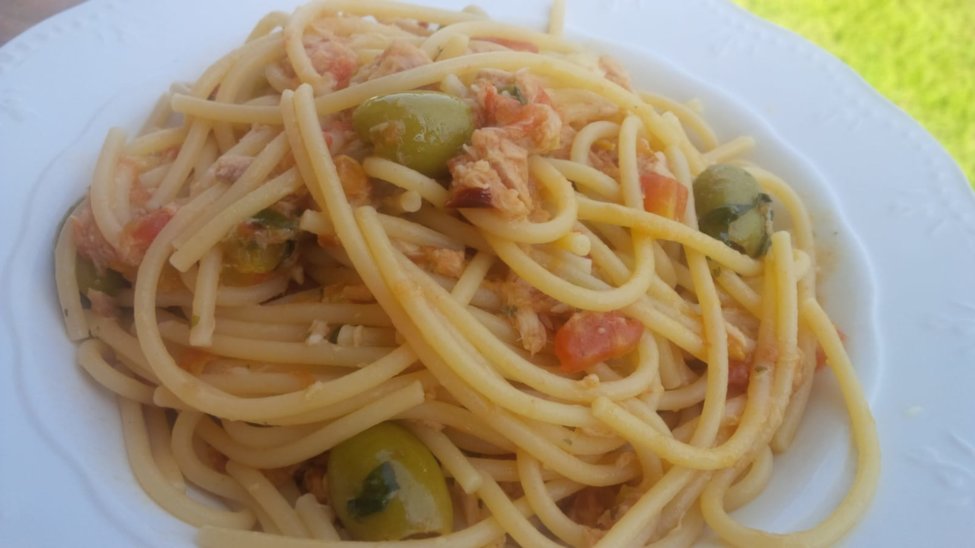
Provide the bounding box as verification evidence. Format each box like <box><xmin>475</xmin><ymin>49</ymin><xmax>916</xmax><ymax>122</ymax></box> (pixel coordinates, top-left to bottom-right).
<box><xmin>55</xmin><ymin>1</ymin><xmax>879</xmax><ymax>546</ymax></box>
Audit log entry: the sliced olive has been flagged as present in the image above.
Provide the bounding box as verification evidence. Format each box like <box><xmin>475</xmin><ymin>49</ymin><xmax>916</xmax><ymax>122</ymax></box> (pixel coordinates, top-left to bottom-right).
<box><xmin>75</xmin><ymin>254</ymin><xmax>126</xmax><ymax>296</ymax></box>
<box><xmin>725</xmin><ymin>197</ymin><xmax>772</xmax><ymax>257</ymax></box>
<box><xmin>221</xmin><ymin>207</ymin><xmax>298</xmax><ymax>276</ymax></box>
<box><xmin>352</xmin><ymin>91</ymin><xmax>474</xmax><ymax>177</ymax></box>
<box><xmin>328</xmin><ymin>422</ymin><xmax>452</xmax><ymax>541</ymax></box>
<box><xmin>693</xmin><ymin>164</ymin><xmax>762</xmax><ymax>215</ymax></box>
<box><xmin>251</xmin><ymin>207</ymin><xmax>298</xmax><ymax>231</ymax></box>
<box><xmin>693</xmin><ymin>164</ymin><xmax>773</xmax><ymax>258</ymax></box>
<box><xmin>221</xmin><ymin>240</ymin><xmax>292</xmax><ymax>274</ymax></box>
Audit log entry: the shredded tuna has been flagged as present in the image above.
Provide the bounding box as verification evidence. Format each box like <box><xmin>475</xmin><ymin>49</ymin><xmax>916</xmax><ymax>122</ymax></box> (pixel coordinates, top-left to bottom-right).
<box><xmin>447</xmin><ymin>130</ymin><xmax>533</xmax><ymax>219</ymax></box>
<box><xmin>446</xmin><ymin>70</ymin><xmax>566</xmax><ymax>219</ymax></box>
<box><xmin>305</xmin><ymin>319</ymin><xmax>330</xmax><ymax>346</ymax></box>
<box><xmin>351</xmin><ymin>40</ymin><xmax>431</xmax><ymax>84</ymax></box>
<box><xmin>472</xmin><ymin>71</ymin><xmax>562</xmax><ymax>153</ymax></box>
<box><xmin>292</xmin><ymin>454</ymin><xmax>335</xmax><ymax>504</ymax></box>
<box><xmin>512</xmin><ymin>307</ymin><xmax>548</xmax><ymax>355</ymax></box>
<box><xmin>473</xmin><ymin>130</ymin><xmax>534</xmax><ymax>203</ymax></box>
<box><xmin>548</xmin><ymin>88</ymin><xmax>620</xmax><ymax>128</ymax></box>
<box><xmin>270</xmin><ymin>33</ymin><xmax>358</xmax><ymax>92</ymax></box>
<box><xmin>72</xmin><ymin>201</ymin><xmax>120</xmax><ymax>273</ymax></box>
<box><xmin>262</xmin><ymin>463</ymin><xmax>302</xmax><ymax>487</ymax></box>
<box><xmin>425</xmin><ymin>247</ymin><xmax>466</xmax><ymax>278</ymax></box>
<box><xmin>405</xmin><ymin>245</ymin><xmax>467</xmax><ymax>278</ymax></box>
<box><xmin>321</xmin><ymin>112</ymin><xmax>362</xmax><ymax>156</ymax></box>
<box><xmin>568</xmin><ymin>486</ymin><xmax>617</xmax><ymax>529</ymax></box>
<box><xmin>549</xmin><ymin>123</ymin><xmax>577</xmax><ymax>159</ymax></box>
<box><xmin>569</xmin><ymin>484</ymin><xmax>641</xmax><ymax>535</ymax></box>
<box><xmin>71</xmin><ymin>196</ymin><xmax>166</xmax><ymax>282</ymax></box>
<box><xmin>86</xmin><ymin>289</ymin><xmax>117</xmax><ymax>318</ymax></box>
<box><xmin>210</xmin><ymin>155</ymin><xmax>253</xmax><ymax>183</ymax></box>
<box><xmin>129</xmin><ymin>184</ymin><xmax>153</xmax><ymax>211</ymax></box>
<box><xmin>636</xmin><ymin>139</ymin><xmax>678</xmax><ymax>180</ymax></box>
<box><xmin>499</xmin><ymin>273</ymin><xmax>565</xmax><ymax>354</ymax></box>
<box><xmin>332</xmin><ymin>155</ymin><xmax>372</xmax><ymax>206</ymax></box>
<box><xmin>588</xmin><ymin>144</ymin><xmax>619</xmax><ymax>179</ymax></box>
<box><xmin>116</xmin><ymin>206</ymin><xmax>176</xmax><ymax>266</ymax></box>
<box><xmin>304</xmin><ymin>34</ymin><xmax>358</xmax><ymax>90</ymax></box>
<box><xmin>504</xmin><ymin>101</ymin><xmax>562</xmax><ymax>153</ymax></box>
<box><xmin>584</xmin><ymin>137</ymin><xmax>674</xmax><ymax>183</ymax></box>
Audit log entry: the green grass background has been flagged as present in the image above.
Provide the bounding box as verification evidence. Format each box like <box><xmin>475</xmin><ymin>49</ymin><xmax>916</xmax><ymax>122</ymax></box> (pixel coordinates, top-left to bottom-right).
<box><xmin>734</xmin><ymin>0</ymin><xmax>975</xmax><ymax>187</ymax></box>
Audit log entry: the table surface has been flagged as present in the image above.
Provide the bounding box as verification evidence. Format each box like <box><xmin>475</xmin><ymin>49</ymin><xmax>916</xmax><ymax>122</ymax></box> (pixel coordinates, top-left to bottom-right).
<box><xmin>0</xmin><ymin>0</ymin><xmax>85</xmax><ymax>45</ymax></box>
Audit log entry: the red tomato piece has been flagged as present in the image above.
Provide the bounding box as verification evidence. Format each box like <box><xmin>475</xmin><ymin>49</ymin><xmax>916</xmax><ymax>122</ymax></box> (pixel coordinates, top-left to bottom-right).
<box><xmin>117</xmin><ymin>207</ymin><xmax>174</xmax><ymax>265</ymax></box>
<box><xmin>554</xmin><ymin>312</ymin><xmax>644</xmax><ymax>373</ymax></box>
<box><xmin>728</xmin><ymin>360</ymin><xmax>751</xmax><ymax>392</ymax></box>
<box><xmin>640</xmin><ymin>172</ymin><xmax>688</xmax><ymax>220</ymax></box>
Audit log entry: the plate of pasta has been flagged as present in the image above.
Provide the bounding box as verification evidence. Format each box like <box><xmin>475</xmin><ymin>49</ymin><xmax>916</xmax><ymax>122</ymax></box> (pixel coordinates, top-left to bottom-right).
<box><xmin>1</xmin><ymin>0</ymin><xmax>973</xmax><ymax>547</ymax></box>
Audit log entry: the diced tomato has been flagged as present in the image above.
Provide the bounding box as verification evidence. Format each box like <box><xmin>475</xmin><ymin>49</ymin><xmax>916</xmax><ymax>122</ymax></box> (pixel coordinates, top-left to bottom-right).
<box><xmin>640</xmin><ymin>172</ymin><xmax>688</xmax><ymax>221</ymax></box>
<box><xmin>477</xmin><ymin>36</ymin><xmax>540</xmax><ymax>53</ymax></box>
<box><xmin>333</xmin><ymin>154</ymin><xmax>372</xmax><ymax>206</ymax></box>
<box><xmin>72</xmin><ymin>203</ymin><xmax>119</xmax><ymax>272</ymax></box>
<box><xmin>305</xmin><ymin>37</ymin><xmax>358</xmax><ymax>89</ymax></box>
<box><xmin>728</xmin><ymin>360</ymin><xmax>750</xmax><ymax>392</ymax></box>
<box><xmin>117</xmin><ymin>207</ymin><xmax>174</xmax><ymax>265</ymax></box>
<box><xmin>553</xmin><ymin>312</ymin><xmax>644</xmax><ymax>373</ymax></box>
<box><xmin>127</xmin><ymin>209</ymin><xmax>172</xmax><ymax>244</ymax></box>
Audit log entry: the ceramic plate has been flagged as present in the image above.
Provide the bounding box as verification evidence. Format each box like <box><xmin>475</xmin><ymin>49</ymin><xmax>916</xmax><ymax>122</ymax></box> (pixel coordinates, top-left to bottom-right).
<box><xmin>1</xmin><ymin>1</ymin><xmax>972</xmax><ymax>546</ymax></box>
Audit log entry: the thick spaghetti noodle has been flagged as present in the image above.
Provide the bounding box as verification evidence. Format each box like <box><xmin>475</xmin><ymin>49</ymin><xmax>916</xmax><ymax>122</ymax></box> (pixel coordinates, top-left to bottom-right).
<box><xmin>55</xmin><ymin>1</ymin><xmax>879</xmax><ymax>546</ymax></box>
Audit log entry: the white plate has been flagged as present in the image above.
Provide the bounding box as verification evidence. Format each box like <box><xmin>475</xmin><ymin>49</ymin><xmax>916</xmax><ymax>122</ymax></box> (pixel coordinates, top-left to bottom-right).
<box><xmin>1</xmin><ymin>0</ymin><xmax>972</xmax><ymax>546</ymax></box>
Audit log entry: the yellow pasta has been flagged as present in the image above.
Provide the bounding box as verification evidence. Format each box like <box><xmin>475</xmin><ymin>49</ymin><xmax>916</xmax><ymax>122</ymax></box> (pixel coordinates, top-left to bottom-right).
<box><xmin>55</xmin><ymin>1</ymin><xmax>878</xmax><ymax>546</ymax></box>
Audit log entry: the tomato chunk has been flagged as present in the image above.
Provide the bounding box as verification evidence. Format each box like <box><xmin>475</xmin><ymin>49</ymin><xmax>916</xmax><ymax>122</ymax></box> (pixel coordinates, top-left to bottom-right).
<box><xmin>728</xmin><ymin>360</ymin><xmax>750</xmax><ymax>392</ymax></box>
<box><xmin>117</xmin><ymin>207</ymin><xmax>174</xmax><ymax>265</ymax></box>
<box><xmin>640</xmin><ymin>172</ymin><xmax>688</xmax><ymax>220</ymax></box>
<box><xmin>554</xmin><ymin>312</ymin><xmax>644</xmax><ymax>373</ymax></box>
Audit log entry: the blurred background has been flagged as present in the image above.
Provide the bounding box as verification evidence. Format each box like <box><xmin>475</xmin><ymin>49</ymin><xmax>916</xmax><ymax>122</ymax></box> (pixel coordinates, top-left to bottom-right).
<box><xmin>734</xmin><ymin>0</ymin><xmax>974</xmax><ymax>187</ymax></box>
<box><xmin>1</xmin><ymin>0</ymin><xmax>972</xmax><ymax>187</ymax></box>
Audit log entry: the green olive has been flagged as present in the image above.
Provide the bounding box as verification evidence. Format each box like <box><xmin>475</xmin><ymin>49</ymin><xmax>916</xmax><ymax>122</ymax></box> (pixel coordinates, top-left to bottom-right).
<box><xmin>221</xmin><ymin>208</ymin><xmax>298</xmax><ymax>275</ymax></box>
<box><xmin>75</xmin><ymin>254</ymin><xmax>126</xmax><ymax>296</ymax></box>
<box><xmin>694</xmin><ymin>164</ymin><xmax>773</xmax><ymax>258</ymax></box>
<box><xmin>725</xmin><ymin>200</ymin><xmax>772</xmax><ymax>257</ymax></box>
<box><xmin>327</xmin><ymin>422</ymin><xmax>452</xmax><ymax>541</ymax></box>
<box><xmin>221</xmin><ymin>241</ymin><xmax>291</xmax><ymax>274</ymax></box>
<box><xmin>352</xmin><ymin>92</ymin><xmax>474</xmax><ymax>177</ymax></box>
<box><xmin>693</xmin><ymin>164</ymin><xmax>762</xmax><ymax>215</ymax></box>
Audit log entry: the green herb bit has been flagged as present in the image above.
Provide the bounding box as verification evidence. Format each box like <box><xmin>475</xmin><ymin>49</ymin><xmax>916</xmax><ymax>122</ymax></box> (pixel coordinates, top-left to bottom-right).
<box><xmin>347</xmin><ymin>461</ymin><xmax>400</xmax><ymax>519</ymax></box>
<box><xmin>500</xmin><ymin>85</ymin><xmax>527</xmax><ymax>104</ymax></box>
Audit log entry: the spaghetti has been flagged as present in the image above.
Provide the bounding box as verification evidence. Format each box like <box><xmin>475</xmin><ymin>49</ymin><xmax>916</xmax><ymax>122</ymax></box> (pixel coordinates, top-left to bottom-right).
<box><xmin>55</xmin><ymin>1</ymin><xmax>879</xmax><ymax>546</ymax></box>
